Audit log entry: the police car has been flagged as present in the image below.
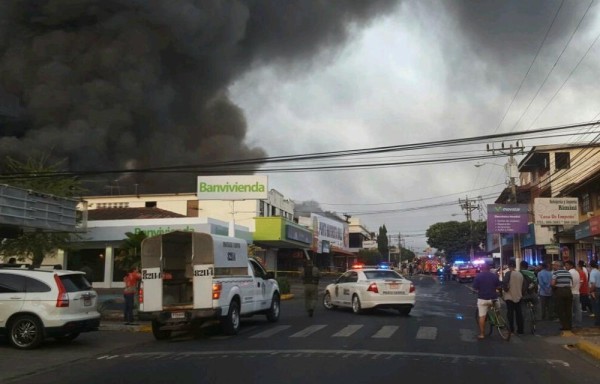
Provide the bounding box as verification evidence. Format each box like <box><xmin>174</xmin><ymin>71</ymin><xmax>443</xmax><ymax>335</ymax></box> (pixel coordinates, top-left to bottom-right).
<box><xmin>322</xmin><ymin>264</ymin><xmax>416</xmax><ymax>315</ymax></box>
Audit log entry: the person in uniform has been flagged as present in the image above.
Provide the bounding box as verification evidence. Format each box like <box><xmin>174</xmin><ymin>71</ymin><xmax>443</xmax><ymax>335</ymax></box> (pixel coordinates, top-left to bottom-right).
<box><xmin>301</xmin><ymin>259</ymin><xmax>320</xmax><ymax>317</ymax></box>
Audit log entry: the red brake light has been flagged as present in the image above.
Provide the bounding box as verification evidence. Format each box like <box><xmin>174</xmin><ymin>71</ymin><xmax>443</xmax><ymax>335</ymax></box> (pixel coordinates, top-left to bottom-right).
<box><xmin>409</xmin><ymin>283</ymin><xmax>415</xmax><ymax>293</ymax></box>
<box><xmin>352</xmin><ymin>263</ymin><xmax>364</xmax><ymax>269</ymax></box>
<box><xmin>139</xmin><ymin>282</ymin><xmax>144</xmax><ymax>304</ymax></box>
<box><xmin>212</xmin><ymin>282</ymin><xmax>222</xmax><ymax>299</ymax></box>
<box><xmin>367</xmin><ymin>282</ymin><xmax>379</xmax><ymax>293</ymax></box>
<box><xmin>54</xmin><ymin>274</ymin><xmax>69</xmax><ymax>307</ymax></box>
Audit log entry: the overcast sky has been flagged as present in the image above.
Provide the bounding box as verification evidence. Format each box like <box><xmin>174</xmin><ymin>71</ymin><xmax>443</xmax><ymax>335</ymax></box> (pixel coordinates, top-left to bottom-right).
<box><xmin>229</xmin><ymin>0</ymin><xmax>600</xmax><ymax>252</ymax></box>
<box><xmin>2</xmin><ymin>1</ymin><xmax>600</xmax><ymax>253</ymax></box>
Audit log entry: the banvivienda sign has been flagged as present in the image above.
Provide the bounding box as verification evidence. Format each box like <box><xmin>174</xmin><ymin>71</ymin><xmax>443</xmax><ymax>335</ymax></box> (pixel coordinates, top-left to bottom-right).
<box><xmin>197</xmin><ymin>175</ymin><xmax>268</xmax><ymax>200</ymax></box>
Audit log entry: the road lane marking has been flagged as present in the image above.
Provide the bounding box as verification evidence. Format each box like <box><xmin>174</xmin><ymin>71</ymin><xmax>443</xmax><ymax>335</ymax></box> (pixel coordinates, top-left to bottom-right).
<box><xmin>102</xmin><ymin>350</ymin><xmax>569</xmax><ymax>366</ymax></box>
<box><xmin>332</xmin><ymin>324</ymin><xmax>363</xmax><ymax>337</ymax></box>
<box><xmin>249</xmin><ymin>325</ymin><xmax>291</xmax><ymax>338</ymax></box>
<box><xmin>290</xmin><ymin>325</ymin><xmax>327</xmax><ymax>338</ymax></box>
<box><xmin>372</xmin><ymin>325</ymin><xmax>399</xmax><ymax>338</ymax></box>
<box><xmin>415</xmin><ymin>326</ymin><xmax>437</xmax><ymax>340</ymax></box>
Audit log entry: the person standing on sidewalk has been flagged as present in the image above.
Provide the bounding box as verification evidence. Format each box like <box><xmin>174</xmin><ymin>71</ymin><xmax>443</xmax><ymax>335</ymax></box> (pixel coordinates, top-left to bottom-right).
<box><xmin>537</xmin><ymin>262</ymin><xmax>554</xmax><ymax>320</ymax></box>
<box><xmin>589</xmin><ymin>260</ymin><xmax>600</xmax><ymax>326</ymax></box>
<box><xmin>123</xmin><ymin>266</ymin><xmax>141</xmax><ymax>325</ymax></box>
<box><xmin>503</xmin><ymin>261</ymin><xmax>524</xmax><ymax>335</ymax></box>
<box><xmin>551</xmin><ymin>260</ymin><xmax>573</xmax><ymax>331</ymax></box>
<box><xmin>578</xmin><ymin>261</ymin><xmax>593</xmax><ymax>314</ymax></box>
<box><xmin>565</xmin><ymin>260</ymin><xmax>582</xmax><ymax>328</ymax></box>
<box><xmin>301</xmin><ymin>259</ymin><xmax>320</xmax><ymax>318</ymax></box>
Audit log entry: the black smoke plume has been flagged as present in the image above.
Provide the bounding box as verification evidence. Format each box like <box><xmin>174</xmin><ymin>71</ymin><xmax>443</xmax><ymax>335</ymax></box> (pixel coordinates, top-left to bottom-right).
<box><xmin>0</xmin><ymin>0</ymin><xmax>397</xmax><ymax>194</ymax></box>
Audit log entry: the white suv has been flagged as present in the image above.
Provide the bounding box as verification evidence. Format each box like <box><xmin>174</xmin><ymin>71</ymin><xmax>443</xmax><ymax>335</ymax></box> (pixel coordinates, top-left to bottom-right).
<box><xmin>0</xmin><ymin>266</ymin><xmax>101</xmax><ymax>349</ymax></box>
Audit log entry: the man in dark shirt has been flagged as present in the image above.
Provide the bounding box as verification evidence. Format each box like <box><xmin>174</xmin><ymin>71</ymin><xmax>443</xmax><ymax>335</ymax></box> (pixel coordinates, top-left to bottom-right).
<box><xmin>472</xmin><ymin>263</ymin><xmax>502</xmax><ymax>339</ymax></box>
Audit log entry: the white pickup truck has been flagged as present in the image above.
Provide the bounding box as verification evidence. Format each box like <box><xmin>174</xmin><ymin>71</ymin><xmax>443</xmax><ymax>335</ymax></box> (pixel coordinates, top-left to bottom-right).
<box><xmin>139</xmin><ymin>231</ymin><xmax>280</xmax><ymax>340</ymax></box>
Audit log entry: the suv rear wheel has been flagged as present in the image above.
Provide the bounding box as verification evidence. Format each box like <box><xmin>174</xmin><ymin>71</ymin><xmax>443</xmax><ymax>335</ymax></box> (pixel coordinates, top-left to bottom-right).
<box><xmin>9</xmin><ymin>315</ymin><xmax>44</xmax><ymax>350</ymax></box>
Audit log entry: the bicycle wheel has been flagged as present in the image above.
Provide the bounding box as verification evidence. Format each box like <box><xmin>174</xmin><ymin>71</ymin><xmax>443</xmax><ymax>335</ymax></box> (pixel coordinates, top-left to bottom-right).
<box><xmin>493</xmin><ymin>308</ymin><xmax>512</xmax><ymax>341</ymax></box>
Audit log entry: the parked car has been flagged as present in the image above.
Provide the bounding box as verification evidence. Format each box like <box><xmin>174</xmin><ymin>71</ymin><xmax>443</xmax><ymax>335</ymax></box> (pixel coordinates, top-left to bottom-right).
<box><xmin>322</xmin><ymin>265</ymin><xmax>415</xmax><ymax>315</ymax></box>
<box><xmin>0</xmin><ymin>266</ymin><xmax>100</xmax><ymax>349</ymax></box>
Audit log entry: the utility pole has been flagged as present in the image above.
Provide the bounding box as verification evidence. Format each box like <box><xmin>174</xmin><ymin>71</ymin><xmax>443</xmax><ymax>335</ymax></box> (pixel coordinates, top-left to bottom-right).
<box><xmin>486</xmin><ymin>141</ymin><xmax>525</xmax><ymax>269</ymax></box>
<box><xmin>459</xmin><ymin>196</ymin><xmax>479</xmax><ymax>262</ymax></box>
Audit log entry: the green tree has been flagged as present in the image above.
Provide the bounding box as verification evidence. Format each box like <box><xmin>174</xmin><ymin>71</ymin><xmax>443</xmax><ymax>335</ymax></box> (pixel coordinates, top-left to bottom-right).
<box><xmin>115</xmin><ymin>231</ymin><xmax>147</xmax><ymax>272</ymax></box>
<box><xmin>0</xmin><ymin>155</ymin><xmax>83</xmax><ymax>267</ymax></box>
<box><xmin>399</xmin><ymin>247</ymin><xmax>416</xmax><ymax>263</ymax></box>
<box><xmin>377</xmin><ymin>225</ymin><xmax>389</xmax><ymax>260</ymax></box>
<box><xmin>425</xmin><ymin>220</ymin><xmax>487</xmax><ymax>260</ymax></box>
<box><xmin>358</xmin><ymin>248</ymin><xmax>382</xmax><ymax>265</ymax></box>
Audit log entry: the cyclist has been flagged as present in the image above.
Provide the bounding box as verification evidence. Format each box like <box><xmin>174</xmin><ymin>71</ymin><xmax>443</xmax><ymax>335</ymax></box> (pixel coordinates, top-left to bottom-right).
<box><xmin>472</xmin><ymin>262</ymin><xmax>502</xmax><ymax>340</ymax></box>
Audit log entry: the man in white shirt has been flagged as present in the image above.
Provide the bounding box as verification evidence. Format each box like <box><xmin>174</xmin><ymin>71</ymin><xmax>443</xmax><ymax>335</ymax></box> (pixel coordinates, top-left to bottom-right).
<box><xmin>565</xmin><ymin>260</ymin><xmax>582</xmax><ymax>327</ymax></box>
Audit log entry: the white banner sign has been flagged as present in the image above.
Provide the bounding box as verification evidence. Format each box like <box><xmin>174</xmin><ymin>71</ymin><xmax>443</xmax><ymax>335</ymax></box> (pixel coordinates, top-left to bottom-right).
<box><xmin>197</xmin><ymin>175</ymin><xmax>268</xmax><ymax>200</ymax></box>
<box><xmin>533</xmin><ymin>197</ymin><xmax>579</xmax><ymax>225</ymax></box>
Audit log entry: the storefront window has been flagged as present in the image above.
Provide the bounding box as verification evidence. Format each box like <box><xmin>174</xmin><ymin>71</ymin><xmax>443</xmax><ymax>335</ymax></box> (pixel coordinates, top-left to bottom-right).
<box><xmin>66</xmin><ymin>249</ymin><xmax>105</xmax><ymax>283</ymax></box>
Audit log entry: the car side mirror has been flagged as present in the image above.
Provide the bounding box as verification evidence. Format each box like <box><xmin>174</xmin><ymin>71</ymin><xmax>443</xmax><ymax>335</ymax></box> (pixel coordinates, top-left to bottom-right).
<box><xmin>266</xmin><ymin>271</ymin><xmax>275</xmax><ymax>280</ymax></box>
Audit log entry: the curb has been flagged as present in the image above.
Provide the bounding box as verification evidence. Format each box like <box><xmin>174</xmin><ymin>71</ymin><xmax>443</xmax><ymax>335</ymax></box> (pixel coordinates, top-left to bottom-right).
<box><xmin>281</xmin><ymin>293</ymin><xmax>294</xmax><ymax>300</ymax></box>
<box><xmin>576</xmin><ymin>340</ymin><xmax>600</xmax><ymax>360</ymax></box>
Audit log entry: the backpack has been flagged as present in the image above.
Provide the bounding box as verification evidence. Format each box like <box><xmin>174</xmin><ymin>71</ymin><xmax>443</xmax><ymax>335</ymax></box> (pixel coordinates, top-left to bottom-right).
<box><xmin>520</xmin><ymin>271</ymin><xmax>537</xmax><ymax>297</ymax></box>
<box><xmin>503</xmin><ymin>270</ymin><xmax>536</xmax><ymax>297</ymax></box>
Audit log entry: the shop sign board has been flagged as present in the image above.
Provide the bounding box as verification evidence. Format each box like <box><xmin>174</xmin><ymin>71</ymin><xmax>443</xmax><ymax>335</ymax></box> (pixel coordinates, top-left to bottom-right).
<box><xmin>197</xmin><ymin>175</ymin><xmax>268</xmax><ymax>200</ymax></box>
<box><xmin>533</xmin><ymin>197</ymin><xmax>579</xmax><ymax>225</ymax></box>
<box><xmin>487</xmin><ymin>204</ymin><xmax>529</xmax><ymax>234</ymax></box>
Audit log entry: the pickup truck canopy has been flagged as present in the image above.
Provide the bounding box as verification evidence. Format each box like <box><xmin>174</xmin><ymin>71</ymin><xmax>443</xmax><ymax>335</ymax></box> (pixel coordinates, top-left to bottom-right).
<box><xmin>141</xmin><ymin>231</ymin><xmax>249</xmax><ymax>270</ymax></box>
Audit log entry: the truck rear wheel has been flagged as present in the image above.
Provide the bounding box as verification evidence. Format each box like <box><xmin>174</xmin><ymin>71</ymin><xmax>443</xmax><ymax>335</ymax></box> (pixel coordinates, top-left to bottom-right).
<box><xmin>266</xmin><ymin>293</ymin><xmax>280</xmax><ymax>322</ymax></box>
<box><xmin>221</xmin><ymin>300</ymin><xmax>240</xmax><ymax>335</ymax></box>
<box><xmin>151</xmin><ymin>320</ymin><xmax>171</xmax><ymax>340</ymax></box>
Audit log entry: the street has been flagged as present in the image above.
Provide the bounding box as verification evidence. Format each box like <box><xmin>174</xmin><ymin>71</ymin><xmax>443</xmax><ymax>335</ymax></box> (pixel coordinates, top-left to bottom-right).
<box><xmin>2</xmin><ymin>274</ymin><xmax>599</xmax><ymax>384</ymax></box>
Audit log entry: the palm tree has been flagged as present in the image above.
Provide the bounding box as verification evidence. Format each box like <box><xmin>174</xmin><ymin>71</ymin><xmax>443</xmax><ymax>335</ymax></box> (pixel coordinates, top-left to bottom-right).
<box><xmin>115</xmin><ymin>231</ymin><xmax>147</xmax><ymax>272</ymax></box>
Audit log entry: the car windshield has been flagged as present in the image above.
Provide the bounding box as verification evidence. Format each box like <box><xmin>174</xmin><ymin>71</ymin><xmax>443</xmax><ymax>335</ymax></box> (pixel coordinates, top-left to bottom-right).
<box><xmin>363</xmin><ymin>270</ymin><xmax>402</xmax><ymax>280</ymax></box>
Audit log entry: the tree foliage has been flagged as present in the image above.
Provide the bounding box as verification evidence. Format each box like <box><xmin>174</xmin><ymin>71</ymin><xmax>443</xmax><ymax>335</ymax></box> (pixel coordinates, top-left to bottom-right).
<box><xmin>357</xmin><ymin>248</ymin><xmax>382</xmax><ymax>265</ymax></box>
<box><xmin>376</xmin><ymin>225</ymin><xmax>388</xmax><ymax>259</ymax></box>
<box><xmin>0</xmin><ymin>155</ymin><xmax>83</xmax><ymax>267</ymax></box>
<box><xmin>115</xmin><ymin>231</ymin><xmax>147</xmax><ymax>272</ymax></box>
<box><xmin>425</xmin><ymin>220</ymin><xmax>487</xmax><ymax>260</ymax></box>
<box><xmin>399</xmin><ymin>247</ymin><xmax>416</xmax><ymax>263</ymax></box>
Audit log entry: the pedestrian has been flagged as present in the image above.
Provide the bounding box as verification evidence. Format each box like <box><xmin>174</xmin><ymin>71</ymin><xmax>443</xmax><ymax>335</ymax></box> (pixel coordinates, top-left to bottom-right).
<box><xmin>408</xmin><ymin>263</ymin><xmax>414</xmax><ymax>276</ymax></box>
<box><xmin>578</xmin><ymin>261</ymin><xmax>593</xmax><ymax>314</ymax></box>
<box><xmin>565</xmin><ymin>260</ymin><xmax>582</xmax><ymax>327</ymax></box>
<box><xmin>551</xmin><ymin>260</ymin><xmax>573</xmax><ymax>331</ymax></box>
<box><xmin>80</xmin><ymin>264</ymin><xmax>94</xmax><ymax>283</ymax></box>
<box><xmin>473</xmin><ymin>262</ymin><xmax>502</xmax><ymax>340</ymax></box>
<box><xmin>123</xmin><ymin>266</ymin><xmax>141</xmax><ymax>325</ymax></box>
<box><xmin>589</xmin><ymin>260</ymin><xmax>600</xmax><ymax>326</ymax></box>
<box><xmin>301</xmin><ymin>259</ymin><xmax>320</xmax><ymax>317</ymax></box>
<box><xmin>537</xmin><ymin>262</ymin><xmax>554</xmax><ymax>320</ymax></box>
<box><xmin>503</xmin><ymin>260</ymin><xmax>524</xmax><ymax>334</ymax></box>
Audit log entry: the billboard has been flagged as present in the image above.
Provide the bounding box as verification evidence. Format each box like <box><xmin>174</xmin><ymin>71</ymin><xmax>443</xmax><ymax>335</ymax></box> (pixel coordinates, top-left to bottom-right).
<box><xmin>533</xmin><ymin>197</ymin><xmax>579</xmax><ymax>225</ymax></box>
<box><xmin>197</xmin><ymin>175</ymin><xmax>268</xmax><ymax>200</ymax></box>
<box><xmin>487</xmin><ymin>204</ymin><xmax>529</xmax><ymax>234</ymax></box>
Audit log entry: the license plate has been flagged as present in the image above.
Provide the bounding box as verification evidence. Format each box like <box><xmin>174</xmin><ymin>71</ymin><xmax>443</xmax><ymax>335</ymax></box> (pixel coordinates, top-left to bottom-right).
<box><xmin>388</xmin><ymin>283</ymin><xmax>399</xmax><ymax>289</ymax></box>
<box><xmin>171</xmin><ymin>312</ymin><xmax>185</xmax><ymax>319</ymax></box>
<box><xmin>84</xmin><ymin>298</ymin><xmax>91</xmax><ymax>306</ymax></box>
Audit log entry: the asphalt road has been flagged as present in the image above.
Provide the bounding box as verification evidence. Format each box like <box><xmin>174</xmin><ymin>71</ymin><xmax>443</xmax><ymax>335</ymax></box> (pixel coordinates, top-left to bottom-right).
<box><xmin>2</xmin><ymin>274</ymin><xmax>599</xmax><ymax>384</ymax></box>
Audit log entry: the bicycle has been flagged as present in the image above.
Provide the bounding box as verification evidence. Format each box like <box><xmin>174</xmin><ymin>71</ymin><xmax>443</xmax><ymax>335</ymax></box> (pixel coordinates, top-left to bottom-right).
<box><xmin>475</xmin><ymin>299</ymin><xmax>511</xmax><ymax>341</ymax></box>
<box><xmin>523</xmin><ymin>297</ymin><xmax>537</xmax><ymax>335</ymax></box>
